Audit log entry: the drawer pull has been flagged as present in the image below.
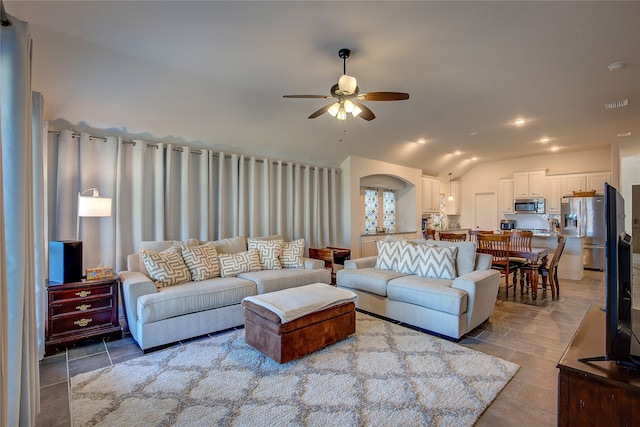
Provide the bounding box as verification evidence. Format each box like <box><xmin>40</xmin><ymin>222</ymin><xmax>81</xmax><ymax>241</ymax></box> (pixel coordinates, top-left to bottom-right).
<box><xmin>74</xmin><ymin>318</ymin><xmax>92</xmax><ymax>327</ymax></box>
<box><xmin>76</xmin><ymin>304</ymin><xmax>92</xmax><ymax>311</ymax></box>
<box><xmin>76</xmin><ymin>290</ymin><xmax>91</xmax><ymax>298</ymax></box>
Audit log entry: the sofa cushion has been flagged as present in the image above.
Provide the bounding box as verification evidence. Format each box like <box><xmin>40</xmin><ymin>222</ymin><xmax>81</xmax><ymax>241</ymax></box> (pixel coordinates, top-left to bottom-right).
<box><xmin>140</xmin><ymin>246</ymin><xmax>192</xmax><ymax>289</ymax></box>
<box><xmin>218</xmin><ymin>249</ymin><xmax>262</xmax><ymax>277</ymax></box>
<box><xmin>426</xmin><ymin>239</ymin><xmax>476</xmax><ymax>276</ymax></box>
<box><xmin>248</xmin><ymin>238</ymin><xmax>283</xmax><ymax>270</ymax></box>
<box><xmin>281</xmin><ymin>239</ymin><xmax>305</xmax><ymax>268</ymax></box>
<box><xmin>203</xmin><ymin>236</ymin><xmax>247</xmax><ymax>254</ymax></box>
<box><xmin>336</xmin><ymin>267</ymin><xmax>408</xmax><ymax>297</ymax></box>
<box><xmin>397</xmin><ymin>244</ymin><xmax>457</xmax><ymax>280</ymax></box>
<box><xmin>238</xmin><ymin>268</ymin><xmax>331</xmax><ymax>294</ymax></box>
<box><xmin>387</xmin><ymin>276</ymin><xmax>468</xmax><ymax>316</ymax></box>
<box><xmin>181</xmin><ymin>242</ymin><xmax>220</xmax><ymax>281</ymax></box>
<box><xmin>137</xmin><ymin>277</ymin><xmax>257</xmax><ymax>324</ymax></box>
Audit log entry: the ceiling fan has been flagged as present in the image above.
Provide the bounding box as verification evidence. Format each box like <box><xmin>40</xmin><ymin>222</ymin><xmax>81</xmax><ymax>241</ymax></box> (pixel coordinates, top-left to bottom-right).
<box><xmin>283</xmin><ymin>48</ymin><xmax>409</xmax><ymax>121</ymax></box>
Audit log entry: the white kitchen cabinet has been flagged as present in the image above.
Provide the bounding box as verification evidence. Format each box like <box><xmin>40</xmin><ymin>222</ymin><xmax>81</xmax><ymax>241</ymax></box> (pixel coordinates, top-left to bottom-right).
<box><xmin>585</xmin><ymin>172</ymin><xmax>611</xmax><ymax>194</ymax></box>
<box><xmin>361</xmin><ymin>235</ymin><xmax>379</xmax><ymax>257</ymax></box>
<box><xmin>513</xmin><ymin>171</ymin><xmax>546</xmax><ymax>198</ymax></box>
<box><xmin>545</xmin><ymin>176</ymin><xmax>563</xmax><ymax>214</ymax></box>
<box><xmin>562</xmin><ymin>174</ymin><xmax>586</xmax><ymax>195</ymax></box>
<box><xmin>499</xmin><ymin>178</ymin><xmax>514</xmax><ymax>213</ymax></box>
<box><xmin>444</xmin><ymin>181</ymin><xmax>461</xmax><ymax>215</ymax></box>
<box><xmin>421</xmin><ymin>176</ymin><xmax>441</xmax><ymax>213</ymax></box>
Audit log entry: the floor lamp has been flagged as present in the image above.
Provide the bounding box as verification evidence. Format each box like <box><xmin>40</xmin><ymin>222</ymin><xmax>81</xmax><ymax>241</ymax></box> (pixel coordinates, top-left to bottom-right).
<box><xmin>77</xmin><ymin>188</ymin><xmax>112</xmax><ymax>240</ymax></box>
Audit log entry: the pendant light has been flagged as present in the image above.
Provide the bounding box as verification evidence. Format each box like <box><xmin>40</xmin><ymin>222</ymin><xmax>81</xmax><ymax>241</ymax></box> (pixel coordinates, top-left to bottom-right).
<box><xmin>447</xmin><ymin>173</ymin><xmax>454</xmax><ymax>202</ymax></box>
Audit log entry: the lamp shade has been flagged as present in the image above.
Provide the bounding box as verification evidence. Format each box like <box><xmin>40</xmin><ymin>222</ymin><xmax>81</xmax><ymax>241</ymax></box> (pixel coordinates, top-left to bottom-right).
<box><xmin>78</xmin><ymin>188</ymin><xmax>111</xmax><ymax>217</ymax></box>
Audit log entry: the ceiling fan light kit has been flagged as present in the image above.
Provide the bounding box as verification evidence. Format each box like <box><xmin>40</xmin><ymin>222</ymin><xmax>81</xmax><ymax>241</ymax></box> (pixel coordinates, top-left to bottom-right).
<box><xmin>283</xmin><ymin>48</ymin><xmax>409</xmax><ymax>121</ymax></box>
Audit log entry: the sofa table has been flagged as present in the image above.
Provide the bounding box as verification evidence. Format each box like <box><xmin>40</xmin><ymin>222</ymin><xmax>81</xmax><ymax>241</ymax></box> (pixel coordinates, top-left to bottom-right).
<box><xmin>45</xmin><ymin>276</ymin><xmax>122</xmax><ymax>355</ymax></box>
<box><xmin>309</xmin><ymin>246</ymin><xmax>351</xmax><ymax>285</ymax></box>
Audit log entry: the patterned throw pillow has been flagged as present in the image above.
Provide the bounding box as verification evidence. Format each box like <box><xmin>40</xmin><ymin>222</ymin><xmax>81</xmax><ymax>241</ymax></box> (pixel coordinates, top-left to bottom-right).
<box><xmin>281</xmin><ymin>239</ymin><xmax>305</xmax><ymax>269</ymax></box>
<box><xmin>247</xmin><ymin>238</ymin><xmax>283</xmax><ymax>270</ymax></box>
<box><xmin>218</xmin><ymin>249</ymin><xmax>262</xmax><ymax>277</ymax></box>
<box><xmin>376</xmin><ymin>240</ymin><xmax>404</xmax><ymax>271</ymax></box>
<box><xmin>415</xmin><ymin>245</ymin><xmax>458</xmax><ymax>280</ymax></box>
<box><xmin>140</xmin><ymin>246</ymin><xmax>191</xmax><ymax>289</ymax></box>
<box><xmin>181</xmin><ymin>242</ymin><xmax>220</xmax><ymax>281</ymax></box>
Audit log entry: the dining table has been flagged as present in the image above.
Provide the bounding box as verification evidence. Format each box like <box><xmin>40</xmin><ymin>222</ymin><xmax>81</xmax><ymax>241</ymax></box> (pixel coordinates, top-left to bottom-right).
<box><xmin>509</xmin><ymin>246</ymin><xmax>549</xmax><ymax>300</ymax></box>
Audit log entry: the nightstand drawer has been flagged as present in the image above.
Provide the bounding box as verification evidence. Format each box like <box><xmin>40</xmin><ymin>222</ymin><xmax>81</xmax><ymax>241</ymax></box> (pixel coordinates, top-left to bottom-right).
<box><xmin>48</xmin><ymin>284</ymin><xmax>114</xmax><ymax>302</ymax></box>
<box><xmin>49</xmin><ymin>309</ymin><xmax>113</xmax><ymax>335</ymax></box>
<box><xmin>49</xmin><ymin>295</ymin><xmax>113</xmax><ymax>316</ymax></box>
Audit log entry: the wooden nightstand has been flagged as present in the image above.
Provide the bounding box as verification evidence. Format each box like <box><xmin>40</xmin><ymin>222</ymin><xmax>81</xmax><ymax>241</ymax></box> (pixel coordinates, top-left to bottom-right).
<box><xmin>45</xmin><ymin>276</ymin><xmax>122</xmax><ymax>355</ymax></box>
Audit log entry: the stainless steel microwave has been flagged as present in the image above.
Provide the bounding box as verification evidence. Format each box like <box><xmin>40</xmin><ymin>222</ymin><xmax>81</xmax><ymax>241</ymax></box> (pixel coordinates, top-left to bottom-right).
<box><xmin>514</xmin><ymin>198</ymin><xmax>545</xmax><ymax>214</ymax></box>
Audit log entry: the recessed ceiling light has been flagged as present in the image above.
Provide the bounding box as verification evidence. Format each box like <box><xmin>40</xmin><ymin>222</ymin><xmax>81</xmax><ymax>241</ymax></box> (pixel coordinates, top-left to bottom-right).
<box><xmin>470</xmin><ymin>132</ymin><xmax>478</xmax><ymax>136</ymax></box>
<box><xmin>608</xmin><ymin>61</ymin><xmax>625</xmax><ymax>71</ymax></box>
<box><xmin>539</xmin><ymin>137</ymin><xmax>550</xmax><ymax>143</ymax></box>
<box><xmin>454</xmin><ymin>150</ymin><xmax>461</xmax><ymax>155</ymax></box>
<box><xmin>605</xmin><ymin>99</ymin><xmax>628</xmax><ymax>109</ymax></box>
<box><xmin>513</xmin><ymin>118</ymin><xmax>527</xmax><ymax>127</ymax></box>
<box><xmin>616</xmin><ymin>131</ymin><xmax>632</xmax><ymax>138</ymax></box>
<box><xmin>550</xmin><ymin>146</ymin><xmax>559</xmax><ymax>152</ymax></box>
<box><xmin>416</xmin><ymin>138</ymin><xmax>426</xmax><ymax>144</ymax></box>
<box><xmin>470</xmin><ymin>157</ymin><xmax>477</xmax><ymax>161</ymax></box>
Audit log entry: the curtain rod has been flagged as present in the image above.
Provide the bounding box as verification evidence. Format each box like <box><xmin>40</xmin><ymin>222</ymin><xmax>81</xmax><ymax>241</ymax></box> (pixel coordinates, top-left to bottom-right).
<box><xmin>1</xmin><ymin>0</ymin><xmax>12</xmax><ymax>27</ymax></box>
<box><xmin>47</xmin><ymin>131</ymin><xmax>338</xmax><ymax>172</ymax></box>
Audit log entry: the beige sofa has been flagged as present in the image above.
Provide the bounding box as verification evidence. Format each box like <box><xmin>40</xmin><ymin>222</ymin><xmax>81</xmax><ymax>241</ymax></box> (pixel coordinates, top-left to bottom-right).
<box><xmin>336</xmin><ymin>239</ymin><xmax>500</xmax><ymax>339</ymax></box>
<box><xmin>119</xmin><ymin>236</ymin><xmax>330</xmax><ymax>351</ymax></box>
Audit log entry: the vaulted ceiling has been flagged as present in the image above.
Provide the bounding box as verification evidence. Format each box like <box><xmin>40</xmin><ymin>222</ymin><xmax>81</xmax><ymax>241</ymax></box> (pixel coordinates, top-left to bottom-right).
<box><xmin>7</xmin><ymin>1</ymin><xmax>640</xmax><ymax>179</ymax></box>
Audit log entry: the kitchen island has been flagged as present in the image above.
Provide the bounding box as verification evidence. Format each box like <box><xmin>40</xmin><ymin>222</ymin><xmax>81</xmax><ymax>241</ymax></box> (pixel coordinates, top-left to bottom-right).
<box><xmin>531</xmin><ymin>233</ymin><xmax>584</xmax><ymax>280</ymax></box>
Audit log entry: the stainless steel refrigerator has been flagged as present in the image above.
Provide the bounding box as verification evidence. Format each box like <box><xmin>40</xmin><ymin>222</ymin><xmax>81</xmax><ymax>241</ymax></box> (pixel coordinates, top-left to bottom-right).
<box><xmin>560</xmin><ymin>195</ymin><xmax>605</xmax><ymax>270</ymax></box>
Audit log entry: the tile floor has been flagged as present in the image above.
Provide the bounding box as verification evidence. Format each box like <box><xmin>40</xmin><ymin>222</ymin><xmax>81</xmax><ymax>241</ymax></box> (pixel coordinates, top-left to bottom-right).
<box><xmin>35</xmin><ymin>258</ymin><xmax>640</xmax><ymax>427</ymax></box>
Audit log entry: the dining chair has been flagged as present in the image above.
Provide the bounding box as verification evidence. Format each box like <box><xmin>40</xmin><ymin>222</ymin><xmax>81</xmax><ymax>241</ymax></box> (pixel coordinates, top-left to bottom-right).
<box><xmin>508</xmin><ymin>230</ymin><xmax>534</xmax><ymax>293</ymax></box>
<box><xmin>423</xmin><ymin>228</ymin><xmax>436</xmax><ymax>240</ymax></box>
<box><xmin>439</xmin><ymin>232</ymin><xmax>467</xmax><ymax>242</ymax></box>
<box><xmin>469</xmin><ymin>229</ymin><xmax>494</xmax><ymax>245</ymax></box>
<box><xmin>476</xmin><ymin>234</ymin><xmax>519</xmax><ymax>297</ymax></box>
<box><xmin>521</xmin><ymin>235</ymin><xmax>566</xmax><ymax>299</ymax></box>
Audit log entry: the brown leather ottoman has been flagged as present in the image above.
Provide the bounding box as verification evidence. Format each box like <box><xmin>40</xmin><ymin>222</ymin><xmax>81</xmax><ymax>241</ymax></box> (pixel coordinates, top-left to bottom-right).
<box><xmin>241</xmin><ymin>284</ymin><xmax>356</xmax><ymax>363</ymax></box>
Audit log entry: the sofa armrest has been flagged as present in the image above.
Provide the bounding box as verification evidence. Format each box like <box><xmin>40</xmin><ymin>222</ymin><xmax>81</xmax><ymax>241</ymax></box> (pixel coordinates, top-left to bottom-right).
<box><xmin>119</xmin><ymin>271</ymin><xmax>157</xmax><ymax>325</ymax></box>
<box><xmin>304</xmin><ymin>258</ymin><xmax>325</xmax><ymax>270</ymax></box>
<box><xmin>452</xmin><ymin>269</ymin><xmax>500</xmax><ymax>331</ymax></box>
<box><xmin>344</xmin><ymin>256</ymin><xmax>378</xmax><ymax>270</ymax></box>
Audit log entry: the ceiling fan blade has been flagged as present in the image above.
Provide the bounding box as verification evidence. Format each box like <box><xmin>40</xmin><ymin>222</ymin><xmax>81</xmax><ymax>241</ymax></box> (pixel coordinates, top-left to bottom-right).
<box><xmin>308</xmin><ymin>104</ymin><xmax>332</xmax><ymax>119</ymax></box>
<box><xmin>353</xmin><ymin>101</ymin><xmax>376</xmax><ymax>121</ymax></box>
<box><xmin>361</xmin><ymin>92</ymin><xmax>410</xmax><ymax>101</ymax></box>
<box><xmin>283</xmin><ymin>95</ymin><xmax>333</xmax><ymax>99</ymax></box>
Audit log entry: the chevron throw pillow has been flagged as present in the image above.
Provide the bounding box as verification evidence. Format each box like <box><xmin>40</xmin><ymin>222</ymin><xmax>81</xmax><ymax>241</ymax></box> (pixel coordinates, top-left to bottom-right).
<box><xmin>141</xmin><ymin>246</ymin><xmax>192</xmax><ymax>289</ymax></box>
<box><xmin>416</xmin><ymin>245</ymin><xmax>458</xmax><ymax>279</ymax></box>
<box><xmin>218</xmin><ymin>249</ymin><xmax>262</xmax><ymax>277</ymax></box>
<box><xmin>281</xmin><ymin>239</ymin><xmax>305</xmax><ymax>269</ymax></box>
<box><xmin>248</xmin><ymin>238</ymin><xmax>283</xmax><ymax>270</ymax></box>
<box><xmin>181</xmin><ymin>242</ymin><xmax>220</xmax><ymax>281</ymax></box>
<box><xmin>375</xmin><ymin>240</ymin><xmax>403</xmax><ymax>270</ymax></box>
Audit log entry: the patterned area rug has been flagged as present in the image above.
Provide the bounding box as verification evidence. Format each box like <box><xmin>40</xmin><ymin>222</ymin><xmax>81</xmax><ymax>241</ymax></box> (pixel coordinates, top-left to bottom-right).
<box><xmin>71</xmin><ymin>313</ymin><xmax>518</xmax><ymax>426</ymax></box>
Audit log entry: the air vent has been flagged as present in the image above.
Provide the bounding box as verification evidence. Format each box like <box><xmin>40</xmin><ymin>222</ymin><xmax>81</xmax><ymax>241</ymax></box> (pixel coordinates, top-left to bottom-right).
<box><xmin>616</xmin><ymin>131</ymin><xmax>632</xmax><ymax>138</ymax></box>
<box><xmin>605</xmin><ymin>99</ymin><xmax>628</xmax><ymax>109</ymax></box>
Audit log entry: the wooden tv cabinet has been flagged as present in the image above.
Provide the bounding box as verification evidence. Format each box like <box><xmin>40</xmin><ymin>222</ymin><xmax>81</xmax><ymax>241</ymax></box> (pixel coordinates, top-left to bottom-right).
<box><xmin>557</xmin><ymin>305</ymin><xmax>640</xmax><ymax>426</ymax></box>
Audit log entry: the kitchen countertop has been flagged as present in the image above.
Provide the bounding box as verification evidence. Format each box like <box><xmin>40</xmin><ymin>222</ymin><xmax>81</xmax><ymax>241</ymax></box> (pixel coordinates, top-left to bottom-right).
<box><xmin>361</xmin><ymin>230</ymin><xmax>418</xmax><ymax>237</ymax></box>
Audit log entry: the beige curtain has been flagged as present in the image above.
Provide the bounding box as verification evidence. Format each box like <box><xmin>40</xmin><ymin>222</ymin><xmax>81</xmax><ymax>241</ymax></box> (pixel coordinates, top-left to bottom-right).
<box><xmin>48</xmin><ymin>135</ymin><xmax>341</xmax><ymax>271</ymax></box>
<box><xmin>1</xmin><ymin>11</ymin><xmax>42</xmax><ymax>426</ymax></box>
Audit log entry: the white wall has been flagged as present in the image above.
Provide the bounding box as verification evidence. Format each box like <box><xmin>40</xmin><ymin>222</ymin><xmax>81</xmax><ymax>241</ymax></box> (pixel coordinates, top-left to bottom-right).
<box><xmin>340</xmin><ymin>156</ymin><xmax>422</xmax><ymax>258</ymax></box>
<box><xmin>458</xmin><ymin>147</ymin><xmax>612</xmax><ymax>228</ymax></box>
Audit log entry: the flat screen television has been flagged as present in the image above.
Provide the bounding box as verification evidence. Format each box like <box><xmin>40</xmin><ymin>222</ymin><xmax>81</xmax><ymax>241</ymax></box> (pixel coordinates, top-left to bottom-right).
<box><xmin>580</xmin><ymin>183</ymin><xmax>636</xmax><ymax>367</ymax></box>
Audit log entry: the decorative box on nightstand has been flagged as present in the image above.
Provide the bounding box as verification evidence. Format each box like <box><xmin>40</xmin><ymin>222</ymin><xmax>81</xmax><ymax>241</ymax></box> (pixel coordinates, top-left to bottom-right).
<box><xmin>45</xmin><ymin>276</ymin><xmax>122</xmax><ymax>355</ymax></box>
